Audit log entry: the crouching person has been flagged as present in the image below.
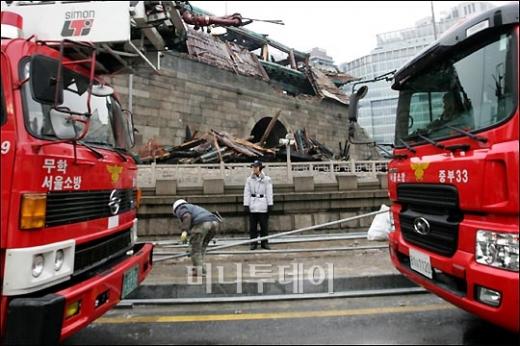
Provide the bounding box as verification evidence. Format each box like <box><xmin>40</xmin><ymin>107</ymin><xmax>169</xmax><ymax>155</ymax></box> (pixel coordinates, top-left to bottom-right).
<box><xmin>173</xmin><ymin>199</ymin><xmax>220</xmax><ymax>276</ymax></box>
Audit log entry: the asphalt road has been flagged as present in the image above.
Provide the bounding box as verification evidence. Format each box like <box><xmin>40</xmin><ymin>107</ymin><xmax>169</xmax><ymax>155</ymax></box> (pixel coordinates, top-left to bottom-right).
<box><xmin>63</xmin><ymin>293</ymin><xmax>518</xmax><ymax>345</ymax></box>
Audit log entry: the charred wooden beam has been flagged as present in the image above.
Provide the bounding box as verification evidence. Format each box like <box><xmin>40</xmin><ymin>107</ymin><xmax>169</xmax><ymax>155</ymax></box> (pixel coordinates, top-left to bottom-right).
<box><xmin>258</xmin><ymin>110</ymin><xmax>282</xmax><ymax>147</ymax></box>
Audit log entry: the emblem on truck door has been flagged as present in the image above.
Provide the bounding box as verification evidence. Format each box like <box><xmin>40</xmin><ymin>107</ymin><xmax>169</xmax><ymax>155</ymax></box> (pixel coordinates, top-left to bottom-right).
<box><xmin>413</xmin><ymin>217</ymin><xmax>431</xmax><ymax>235</ymax></box>
<box><xmin>107</xmin><ymin>165</ymin><xmax>123</xmax><ymax>185</ymax></box>
<box><xmin>411</xmin><ymin>162</ymin><xmax>430</xmax><ymax>181</ymax></box>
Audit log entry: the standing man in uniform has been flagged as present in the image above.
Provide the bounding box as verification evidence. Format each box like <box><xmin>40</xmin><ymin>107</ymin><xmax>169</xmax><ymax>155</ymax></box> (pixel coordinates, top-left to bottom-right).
<box><xmin>173</xmin><ymin>199</ymin><xmax>220</xmax><ymax>276</ymax></box>
<box><xmin>243</xmin><ymin>160</ymin><xmax>273</xmax><ymax>250</ymax></box>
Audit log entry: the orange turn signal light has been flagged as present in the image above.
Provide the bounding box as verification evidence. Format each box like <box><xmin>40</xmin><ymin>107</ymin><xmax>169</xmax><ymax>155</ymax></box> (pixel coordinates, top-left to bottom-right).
<box><xmin>20</xmin><ymin>193</ymin><xmax>47</xmax><ymax>229</ymax></box>
<box><xmin>135</xmin><ymin>188</ymin><xmax>142</xmax><ymax>208</ymax></box>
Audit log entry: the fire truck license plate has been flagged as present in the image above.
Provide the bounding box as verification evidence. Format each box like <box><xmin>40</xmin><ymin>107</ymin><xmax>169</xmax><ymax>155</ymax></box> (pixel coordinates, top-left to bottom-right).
<box><xmin>122</xmin><ymin>265</ymin><xmax>139</xmax><ymax>299</ymax></box>
<box><xmin>409</xmin><ymin>248</ymin><xmax>433</xmax><ymax>279</ymax></box>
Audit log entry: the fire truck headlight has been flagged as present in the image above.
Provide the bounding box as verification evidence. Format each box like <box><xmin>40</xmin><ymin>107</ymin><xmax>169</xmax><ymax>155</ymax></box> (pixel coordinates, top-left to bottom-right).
<box><xmin>3</xmin><ymin>240</ymin><xmax>75</xmax><ymax>296</ymax></box>
<box><xmin>476</xmin><ymin>230</ymin><xmax>519</xmax><ymax>271</ymax></box>
<box><xmin>20</xmin><ymin>193</ymin><xmax>47</xmax><ymax>229</ymax></box>
<box><xmin>55</xmin><ymin>249</ymin><xmax>65</xmax><ymax>271</ymax></box>
<box><xmin>32</xmin><ymin>254</ymin><xmax>45</xmax><ymax>278</ymax></box>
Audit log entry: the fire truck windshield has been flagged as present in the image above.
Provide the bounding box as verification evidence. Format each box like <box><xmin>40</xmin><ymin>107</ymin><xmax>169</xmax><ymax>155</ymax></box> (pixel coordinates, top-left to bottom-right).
<box><xmin>21</xmin><ymin>60</ymin><xmax>133</xmax><ymax>151</ymax></box>
<box><xmin>395</xmin><ymin>29</ymin><xmax>516</xmax><ymax>146</ymax></box>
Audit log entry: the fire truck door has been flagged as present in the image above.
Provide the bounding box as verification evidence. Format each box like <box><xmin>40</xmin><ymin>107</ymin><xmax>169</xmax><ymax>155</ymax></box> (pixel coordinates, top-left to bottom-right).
<box><xmin>1</xmin><ymin>53</ymin><xmax>16</xmax><ymax>253</ymax></box>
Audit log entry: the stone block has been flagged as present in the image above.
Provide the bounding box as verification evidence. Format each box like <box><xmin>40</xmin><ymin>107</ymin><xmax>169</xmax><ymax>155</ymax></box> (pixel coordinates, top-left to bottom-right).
<box><xmin>359</xmin><ymin>209</ymin><xmax>375</xmax><ymax>229</ymax></box>
<box><xmin>378</xmin><ymin>174</ymin><xmax>388</xmax><ymax>189</ymax></box>
<box><xmin>136</xmin><ymin>218</ymin><xmax>148</xmax><ymax>237</ymax></box>
<box><xmin>134</xmin><ymin>133</ymin><xmax>144</xmax><ymax>146</ymax></box>
<box><xmin>268</xmin><ymin>215</ymin><xmax>293</xmax><ymax>232</ymax></box>
<box><xmin>339</xmin><ymin>212</ymin><xmax>359</xmax><ymax>229</ymax></box>
<box><xmin>337</xmin><ymin>175</ymin><xmax>358</xmax><ymax>190</ymax></box>
<box><xmin>294</xmin><ymin>214</ymin><xmax>313</xmax><ymax>230</ymax></box>
<box><xmin>314</xmin><ymin>213</ymin><xmax>340</xmax><ymax>229</ymax></box>
<box><xmin>203</xmin><ymin>179</ymin><xmax>225</xmax><ymax>195</ymax></box>
<box><xmin>217</xmin><ymin>216</ymin><xmax>247</xmax><ymax>234</ymax></box>
<box><xmin>139</xmin><ymin>217</ymin><xmax>176</xmax><ymax>236</ymax></box>
<box><xmin>294</xmin><ymin>176</ymin><xmax>314</xmax><ymax>192</ymax></box>
<box><xmin>156</xmin><ymin>179</ymin><xmax>177</xmax><ymax>195</ymax></box>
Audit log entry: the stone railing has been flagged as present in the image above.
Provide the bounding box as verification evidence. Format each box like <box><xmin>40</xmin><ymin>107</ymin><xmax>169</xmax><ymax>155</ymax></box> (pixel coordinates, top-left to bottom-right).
<box><xmin>137</xmin><ymin>161</ymin><xmax>389</xmax><ymax>190</ymax></box>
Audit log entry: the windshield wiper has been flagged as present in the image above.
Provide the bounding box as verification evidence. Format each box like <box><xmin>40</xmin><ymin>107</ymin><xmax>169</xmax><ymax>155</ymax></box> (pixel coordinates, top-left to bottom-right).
<box><xmin>32</xmin><ymin>138</ymin><xmax>104</xmax><ymax>161</ymax></box>
<box><xmin>112</xmin><ymin>147</ymin><xmax>130</xmax><ymax>162</ymax></box>
<box><xmin>376</xmin><ymin>143</ymin><xmax>407</xmax><ymax>160</ymax></box>
<box><xmin>397</xmin><ymin>137</ymin><xmax>416</xmax><ymax>154</ymax></box>
<box><xmin>416</xmin><ymin>133</ymin><xmax>445</xmax><ymax>149</ymax></box>
<box><xmin>77</xmin><ymin>141</ymin><xmax>105</xmax><ymax>159</ymax></box>
<box><xmin>83</xmin><ymin>141</ymin><xmax>128</xmax><ymax>162</ymax></box>
<box><xmin>376</xmin><ymin>144</ymin><xmax>394</xmax><ymax>159</ymax></box>
<box><xmin>445</xmin><ymin>125</ymin><xmax>487</xmax><ymax>143</ymax></box>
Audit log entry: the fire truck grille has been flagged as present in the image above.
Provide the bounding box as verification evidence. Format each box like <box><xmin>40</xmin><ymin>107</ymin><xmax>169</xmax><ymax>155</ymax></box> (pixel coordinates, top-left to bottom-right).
<box><xmin>400</xmin><ymin>211</ymin><xmax>459</xmax><ymax>256</ymax></box>
<box><xmin>46</xmin><ymin>189</ymin><xmax>135</xmax><ymax>227</ymax></box>
<box><xmin>397</xmin><ymin>184</ymin><xmax>458</xmax><ymax>209</ymax></box>
<box><xmin>73</xmin><ymin>230</ymin><xmax>132</xmax><ymax>276</ymax></box>
<box><xmin>397</xmin><ymin>184</ymin><xmax>461</xmax><ymax>257</ymax></box>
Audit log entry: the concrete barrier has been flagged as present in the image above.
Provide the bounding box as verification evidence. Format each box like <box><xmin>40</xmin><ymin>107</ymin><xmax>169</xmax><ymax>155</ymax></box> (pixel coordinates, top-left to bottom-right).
<box><xmin>337</xmin><ymin>175</ymin><xmax>358</xmax><ymax>190</ymax></box>
<box><xmin>203</xmin><ymin>178</ymin><xmax>225</xmax><ymax>194</ymax></box>
<box><xmin>127</xmin><ymin>274</ymin><xmax>417</xmax><ymax>300</ymax></box>
<box><xmin>378</xmin><ymin>174</ymin><xmax>388</xmax><ymax>189</ymax></box>
<box><xmin>137</xmin><ymin>189</ymin><xmax>389</xmax><ymax>236</ymax></box>
<box><xmin>294</xmin><ymin>176</ymin><xmax>314</xmax><ymax>192</ymax></box>
<box><xmin>156</xmin><ymin>179</ymin><xmax>177</xmax><ymax>195</ymax></box>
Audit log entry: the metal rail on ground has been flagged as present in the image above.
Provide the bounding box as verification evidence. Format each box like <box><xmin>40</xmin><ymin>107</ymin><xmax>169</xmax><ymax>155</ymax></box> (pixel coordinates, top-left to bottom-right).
<box><xmin>153</xmin><ymin>245</ymin><xmax>388</xmax><ymax>257</ymax></box>
<box><xmin>118</xmin><ymin>287</ymin><xmax>426</xmax><ymax>307</ymax></box>
<box><xmin>154</xmin><ymin>209</ymin><xmax>389</xmax><ymax>262</ymax></box>
<box><xmin>153</xmin><ymin>232</ymin><xmax>369</xmax><ymax>248</ymax></box>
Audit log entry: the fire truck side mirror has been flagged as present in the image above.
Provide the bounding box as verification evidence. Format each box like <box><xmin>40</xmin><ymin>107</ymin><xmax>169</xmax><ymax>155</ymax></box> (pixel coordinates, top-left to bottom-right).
<box><xmin>348</xmin><ymin>85</ymin><xmax>368</xmax><ymax>122</ymax></box>
<box><xmin>123</xmin><ymin>109</ymin><xmax>136</xmax><ymax>148</ymax></box>
<box><xmin>91</xmin><ymin>84</ymin><xmax>114</xmax><ymax>97</ymax></box>
<box><xmin>48</xmin><ymin>108</ymin><xmax>81</xmax><ymax>140</ymax></box>
<box><xmin>29</xmin><ymin>55</ymin><xmax>64</xmax><ymax>105</ymax></box>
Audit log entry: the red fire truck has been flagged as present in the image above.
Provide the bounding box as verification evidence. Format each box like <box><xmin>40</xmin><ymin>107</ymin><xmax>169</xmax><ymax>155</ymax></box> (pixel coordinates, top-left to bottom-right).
<box><xmin>0</xmin><ymin>1</ymin><xmax>253</xmax><ymax>343</ymax></box>
<box><xmin>0</xmin><ymin>2</ymin><xmax>159</xmax><ymax>344</ymax></box>
<box><xmin>388</xmin><ymin>2</ymin><xmax>518</xmax><ymax>332</ymax></box>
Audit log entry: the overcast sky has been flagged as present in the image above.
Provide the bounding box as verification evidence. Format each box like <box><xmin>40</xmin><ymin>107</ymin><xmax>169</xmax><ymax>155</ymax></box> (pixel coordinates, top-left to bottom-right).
<box><xmin>191</xmin><ymin>1</ymin><xmax>510</xmax><ymax>65</ymax></box>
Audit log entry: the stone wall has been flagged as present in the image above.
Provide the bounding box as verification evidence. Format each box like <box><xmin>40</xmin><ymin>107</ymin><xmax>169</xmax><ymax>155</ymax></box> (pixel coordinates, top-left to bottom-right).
<box><xmin>108</xmin><ymin>52</ymin><xmax>351</xmax><ymax>153</ymax></box>
<box><xmin>136</xmin><ymin>183</ymin><xmax>389</xmax><ymax>237</ymax></box>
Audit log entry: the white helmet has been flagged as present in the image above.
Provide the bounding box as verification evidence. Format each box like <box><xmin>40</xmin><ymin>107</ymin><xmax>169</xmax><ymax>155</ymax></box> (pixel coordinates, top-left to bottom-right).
<box><xmin>173</xmin><ymin>199</ymin><xmax>188</xmax><ymax>213</ymax></box>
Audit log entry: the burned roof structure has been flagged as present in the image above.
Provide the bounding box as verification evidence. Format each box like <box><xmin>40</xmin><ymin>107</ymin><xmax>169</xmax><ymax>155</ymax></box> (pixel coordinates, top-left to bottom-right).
<box><xmin>169</xmin><ymin>2</ymin><xmax>355</xmax><ymax>104</ymax></box>
<box><xmin>71</xmin><ymin>0</ymin><xmax>379</xmax><ymax>163</ymax></box>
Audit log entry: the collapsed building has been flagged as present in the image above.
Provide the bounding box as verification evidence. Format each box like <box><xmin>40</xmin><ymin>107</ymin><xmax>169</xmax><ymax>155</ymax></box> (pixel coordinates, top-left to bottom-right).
<box><xmin>105</xmin><ymin>1</ymin><xmax>381</xmax><ymax>163</ymax></box>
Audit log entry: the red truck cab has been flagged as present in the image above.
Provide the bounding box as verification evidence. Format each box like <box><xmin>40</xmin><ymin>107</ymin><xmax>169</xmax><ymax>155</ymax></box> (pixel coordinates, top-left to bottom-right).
<box><xmin>388</xmin><ymin>3</ymin><xmax>518</xmax><ymax>332</ymax></box>
<box><xmin>1</xmin><ymin>12</ymin><xmax>153</xmax><ymax>344</ymax></box>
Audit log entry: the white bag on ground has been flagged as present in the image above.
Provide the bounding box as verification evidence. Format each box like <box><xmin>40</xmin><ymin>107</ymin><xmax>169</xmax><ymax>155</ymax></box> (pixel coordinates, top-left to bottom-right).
<box><xmin>367</xmin><ymin>204</ymin><xmax>391</xmax><ymax>241</ymax></box>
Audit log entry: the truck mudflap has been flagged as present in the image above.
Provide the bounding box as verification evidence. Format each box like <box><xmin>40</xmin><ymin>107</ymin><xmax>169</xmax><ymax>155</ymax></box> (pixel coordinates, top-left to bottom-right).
<box><xmin>389</xmin><ymin>234</ymin><xmax>519</xmax><ymax>332</ymax></box>
<box><xmin>4</xmin><ymin>243</ymin><xmax>154</xmax><ymax>344</ymax></box>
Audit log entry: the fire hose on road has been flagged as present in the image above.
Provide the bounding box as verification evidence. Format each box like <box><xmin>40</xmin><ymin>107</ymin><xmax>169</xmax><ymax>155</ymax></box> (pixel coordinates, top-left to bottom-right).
<box><xmin>124</xmin><ymin>209</ymin><xmax>411</xmax><ymax>307</ymax></box>
<box><xmin>153</xmin><ymin>209</ymin><xmax>389</xmax><ymax>262</ymax></box>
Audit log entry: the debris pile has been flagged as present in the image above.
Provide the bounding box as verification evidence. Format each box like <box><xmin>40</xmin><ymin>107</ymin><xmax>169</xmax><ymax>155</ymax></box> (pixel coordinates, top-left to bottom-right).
<box><xmin>136</xmin><ymin>126</ymin><xmax>336</xmax><ymax>164</ymax></box>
